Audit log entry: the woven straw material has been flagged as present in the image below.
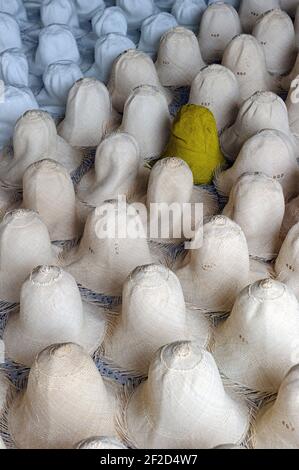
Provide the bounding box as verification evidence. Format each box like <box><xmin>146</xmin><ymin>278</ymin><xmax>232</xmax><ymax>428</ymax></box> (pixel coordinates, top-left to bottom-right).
<box><xmin>0</xmin><ymin>13</ymin><xmax>22</xmax><ymax>54</ymax></box>
<box><xmin>281</xmin><ymin>195</ymin><xmax>299</xmax><ymax>239</ymax></box>
<box><xmin>239</xmin><ymin>0</ymin><xmax>280</xmax><ymax>33</ymax></box>
<box><xmin>285</xmin><ymin>74</ymin><xmax>299</xmax><ymax>144</ymax></box>
<box><xmin>275</xmin><ymin>221</ymin><xmax>299</xmax><ymax>300</ymax></box>
<box><xmin>0</xmin><ymin>436</ymin><xmax>5</xmax><ymax>449</ymax></box>
<box><xmin>40</xmin><ymin>0</ymin><xmax>87</xmax><ymax>39</ymax></box>
<box><xmin>138</xmin><ymin>12</ymin><xmax>178</xmax><ymax>57</ymax></box>
<box><xmin>73</xmin><ymin>0</ymin><xmax>105</xmax><ymax>20</ymax></box>
<box><xmin>92</xmin><ymin>7</ymin><xmax>127</xmax><ymax>38</ymax></box>
<box><xmin>171</xmin><ymin>0</ymin><xmax>206</xmax><ymax>32</ymax></box>
<box><xmin>0</xmin><ymin>370</ymin><xmax>8</xmax><ymax>418</ymax></box>
<box><xmin>280</xmin><ymin>0</ymin><xmax>299</xmax><ymax>17</ymax></box>
<box><xmin>77</xmin><ymin>437</ymin><xmax>127</xmax><ymax>449</ymax></box>
<box><xmin>116</xmin><ymin>0</ymin><xmax>156</xmax><ymax>30</ymax></box>
<box><xmin>0</xmin><ymin>48</ymin><xmax>29</xmax><ymax>88</ymax></box>
<box><xmin>280</xmin><ymin>52</ymin><xmax>299</xmax><ymax>91</ymax></box>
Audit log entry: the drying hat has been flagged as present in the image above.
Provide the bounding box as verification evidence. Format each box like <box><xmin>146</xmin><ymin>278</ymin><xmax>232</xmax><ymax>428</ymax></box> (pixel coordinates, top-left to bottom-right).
<box><xmin>189</xmin><ymin>64</ymin><xmax>240</xmax><ymax>134</ymax></box>
<box><xmin>155</xmin><ymin>27</ymin><xmax>206</xmax><ymax>87</ymax></box>
<box><xmin>120</xmin><ymin>342</ymin><xmax>250</xmax><ymax>449</ymax></box>
<box><xmin>103</xmin><ymin>265</ymin><xmax>212</xmax><ymax>376</ymax></box>
<box><xmin>275</xmin><ymin>221</ymin><xmax>299</xmax><ymax>300</ymax></box>
<box><xmin>77</xmin><ymin>437</ymin><xmax>127</xmax><ymax>449</ymax></box>
<box><xmin>138</xmin><ymin>12</ymin><xmax>178</xmax><ymax>57</ymax></box>
<box><xmin>40</xmin><ymin>0</ymin><xmax>87</xmax><ymax>39</ymax></box>
<box><xmin>73</xmin><ymin>0</ymin><xmax>105</xmax><ymax>20</ymax></box>
<box><xmin>198</xmin><ymin>2</ymin><xmax>241</xmax><ymax>64</ymax></box>
<box><xmin>239</xmin><ymin>0</ymin><xmax>280</xmax><ymax>33</ymax></box>
<box><xmin>171</xmin><ymin>0</ymin><xmax>206</xmax><ymax>32</ymax></box>
<box><xmin>281</xmin><ymin>196</ymin><xmax>299</xmax><ymax>240</ymax></box>
<box><xmin>0</xmin><ymin>0</ymin><xmax>27</xmax><ymax>22</ymax></box>
<box><xmin>286</xmin><ymin>74</ymin><xmax>299</xmax><ymax>144</ymax></box>
<box><xmin>116</xmin><ymin>0</ymin><xmax>156</xmax><ymax>30</ymax></box>
<box><xmin>8</xmin><ymin>343</ymin><xmax>116</xmax><ymax>449</ymax></box>
<box><xmin>92</xmin><ymin>7</ymin><xmax>127</xmax><ymax>37</ymax></box>
<box><xmin>214</xmin><ymin>279</ymin><xmax>299</xmax><ymax>394</ymax></box>
<box><xmin>154</xmin><ymin>0</ymin><xmax>175</xmax><ymax>12</ymax></box>
<box><xmin>0</xmin><ymin>48</ymin><xmax>29</xmax><ymax>88</ymax></box>
<box><xmin>280</xmin><ymin>0</ymin><xmax>299</xmax><ymax>16</ymax></box>
<box><xmin>0</xmin><ymin>14</ymin><xmax>23</xmax><ymax>54</ymax></box>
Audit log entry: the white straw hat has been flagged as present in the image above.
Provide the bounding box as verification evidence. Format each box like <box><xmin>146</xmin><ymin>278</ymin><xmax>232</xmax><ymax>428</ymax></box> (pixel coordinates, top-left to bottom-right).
<box><xmin>239</xmin><ymin>0</ymin><xmax>280</xmax><ymax>33</ymax></box>
<box><xmin>155</xmin><ymin>27</ymin><xmax>206</xmax><ymax>87</ymax></box>
<box><xmin>58</xmin><ymin>78</ymin><xmax>112</xmax><ymax>148</ymax></box>
<box><xmin>252</xmin><ymin>9</ymin><xmax>296</xmax><ymax>76</ymax></box>
<box><xmin>223</xmin><ymin>173</ymin><xmax>285</xmax><ymax>260</ymax></box>
<box><xmin>171</xmin><ymin>0</ymin><xmax>206</xmax><ymax>32</ymax></box>
<box><xmin>118</xmin><ymin>341</ymin><xmax>250</xmax><ymax>449</ymax></box>
<box><xmin>189</xmin><ymin>64</ymin><xmax>240</xmax><ymax>134</ymax></box>
<box><xmin>0</xmin><ymin>48</ymin><xmax>29</xmax><ymax>88</ymax></box>
<box><xmin>108</xmin><ymin>49</ymin><xmax>172</xmax><ymax>113</ymax></box>
<box><xmin>275</xmin><ymin>222</ymin><xmax>299</xmax><ymax>300</ymax></box>
<box><xmin>63</xmin><ymin>202</ymin><xmax>153</xmax><ymax>297</ymax></box>
<box><xmin>7</xmin><ymin>343</ymin><xmax>116</xmax><ymax>449</ymax></box>
<box><xmin>103</xmin><ymin>264</ymin><xmax>212</xmax><ymax>376</ymax></box>
<box><xmin>0</xmin><ymin>209</ymin><xmax>61</xmax><ymax>304</ymax></box>
<box><xmin>116</xmin><ymin>0</ymin><xmax>156</xmax><ymax>30</ymax></box>
<box><xmin>77</xmin><ymin>437</ymin><xmax>127</xmax><ymax>449</ymax></box>
<box><xmin>3</xmin><ymin>266</ymin><xmax>107</xmax><ymax>367</ymax></box>
<box><xmin>73</xmin><ymin>0</ymin><xmax>105</xmax><ymax>21</ymax></box>
<box><xmin>253</xmin><ymin>365</ymin><xmax>299</xmax><ymax>449</ymax></box>
<box><xmin>215</xmin><ymin>129</ymin><xmax>299</xmax><ymax>201</ymax></box>
<box><xmin>280</xmin><ymin>0</ymin><xmax>299</xmax><ymax>17</ymax></box>
<box><xmin>92</xmin><ymin>7</ymin><xmax>128</xmax><ymax>37</ymax></box>
<box><xmin>0</xmin><ymin>110</ymin><xmax>83</xmax><ymax>189</ymax></box>
<box><xmin>220</xmin><ymin>91</ymin><xmax>295</xmax><ymax>161</ymax></box>
<box><xmin>198</xmin><ymin>2</ymin><xmax>241</xmax><ymax>64</ymax></box>
<box><xmin>213</xmin><ymin>279</ymin><xmax>299</xmax><ymax>395</ymax></box>
<box><xmin>176</xmin><ymin>215</ymin><xmax>250</xmax><ymax>312</ymax></box>
<box><xmin>119</xmin><ymin>85</ymin><xmax>171</xmax><ymax>161</ymax></box>
<box><xmin>40</xmin><ymin>0</ymin><xmax>87</xmax><ymax>39</ymax></box>
<box><xmin>138</xmin><ymin>12</ymin><xmax>178</xmax><ymax>58</ymax></box>
<box><xmin>222</xmin><ymin>35</ymin><xmax>278</xmax><ymax>105</ymax></box>
<box><xmin>281</xmin><ymin>195</ymin><xmax>299</xmax><ymax>239</ymax></box>
<box><xmin>0</xmin><ymin>13</ymin><xmax>22</xmax><ymax>54</ymax></box>
<box><xmin>286</xmin><ymin>74</ymin><xmax>299</xmax><ymax>144</ymax></box>
<box><xmin>22</xmin><ymin>159</ymin><xmax>82</xmax><ymax>242</ymax></box>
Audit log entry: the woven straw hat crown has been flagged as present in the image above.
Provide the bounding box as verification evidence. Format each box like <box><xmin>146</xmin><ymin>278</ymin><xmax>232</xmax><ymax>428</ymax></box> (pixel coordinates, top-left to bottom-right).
<box><xmin>239</xmin><ymin>0</ymin><xmax>280</xmax><ymax>33</ymax></box>
<box><xmin>171</xmin><ymin>0</ymin><xmax>206</xmax><ymax>31</ymax></box>
<box><xmin>0</xmin><ymin>48</ymin><xmax>28</xmax><ymax>88</ymax></box>
<box><xmin>116</xmin><ymin>0</ymin><xmax>156</xmax><ymax>30</ymax></box>
<box><xmin>0</xmin><ymin>13</ymin><xmax>22</xmax><ymax>54</ymax></box>
<box><xmin>43</xmin><ymin>61</ymin><xmax>83</xmax><ymax>105</ymax></box>
<box><xmin>41</xmin><ymin>0</ymin><xmax>80</xmax><ymax>29</ymax></box>
<box><xmin>275</xmin><ymin>221</ymin><xmax>299</xmax><ymax>300</ymax></box>
<box><xmin>92</xmin><ymin>7</ymin><xmax>127</xmax><ymax>37</ymax></box>
<box><xmin>138</xmin><ymin>12</ymin><xmax>178</xmax><ymax>56</ymax></box>
<box><xmin>77</xmin><ymin>437</ymin><xmax>127</xmax><ymax>449</ymax></box>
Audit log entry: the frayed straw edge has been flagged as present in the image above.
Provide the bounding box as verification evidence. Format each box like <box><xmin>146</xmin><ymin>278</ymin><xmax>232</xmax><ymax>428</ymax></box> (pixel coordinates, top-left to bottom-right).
<box><xmin>0</xmin><ymin>370</ymin><xmax>19</xmax><ymax>449</ymax></box>
<box><xmin>115</xmin><ymin>381</ymin><xmax>139</xmax><ymax>449</ymax></box>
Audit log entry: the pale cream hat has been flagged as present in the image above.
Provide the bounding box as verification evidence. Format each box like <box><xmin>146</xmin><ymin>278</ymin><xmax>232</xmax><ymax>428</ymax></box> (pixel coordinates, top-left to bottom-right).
<box><xmin>77</xmin><ymin>437</ymin><xmax>127</xmax><ymax>449</ymax></box>
<box><xmin>239</xmin><ymin>0</ymin><xmax>280</xmax><ymax>33</ymax></box>
<box><xmin>285</xmin><ymin>73</ymin><xmax>299</xmax><ymax>144</ymax></box>
<box><xmin>280</xmin><ymin>53</ymin><xmax>299</xmax><ymax>91</ymax></box>
<box><xmin>275</xmin><ymin>221</ymin><xmax>299</xmax><ymax>300</ymax></box>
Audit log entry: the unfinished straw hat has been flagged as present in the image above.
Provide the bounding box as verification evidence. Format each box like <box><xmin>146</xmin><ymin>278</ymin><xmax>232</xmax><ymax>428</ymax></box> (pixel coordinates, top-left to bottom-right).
<box><xmin>171</xmin><ymin>0</ymin><xmax>206</xmax><ymax>32</ymax></box>
<box><xmin>280</xmin><ymin>196</ymin><xmax>299</xmax><ymax>239</ymax></box>
<box><xmin>189</xmin><ymin>64</ymin><xmax>240</xmax><ymax>134</ymax></box>
<box><xmin>280</xmin><ymin>0</ymin><xmax>299</xmax><ymax>17</ymax></box>
<box><xmin>103</xmin><ymin>265</ymin><xmax>212</xmax><ymax>376</ymax></box>
<box><xmin>138</xmin><ymin>12</ymin><xmax>178</xmax><ymax>58</ymax></box>
<box><xmin>7</xmin><ymin>343</ymin><xmax>116</xmax><ymax>449</ymax></box>
<box><xmin>108</xmin><ymin>49</ymin><xmax>172</xmax><ymax>113</ymax></box>
<box><xmin>286</xmin><ymin>75</ymin><xmax>299</xmax><ymax>144</ymax></box>
<box><xmin>3</xmin><ymin>266</ymin><xmax>107</xmax><ymax>367</ymax></box>
<box><xmin>239</xmin><ymin>0</ymin><xmax>280</xmax><ymax>33</ymax></box>
<box><xmin>253</xmin><ymin>365</ymin><xmax>299</xmax><ymax>449</ymax></box>
<box><xmin>120</xmin><ymin>85</ymin><xmax>171</xmax><ymax>161</ymax></box>
<box><xmin>40</xmin><ymin>0</ymin><xmax>87</xmax><ymax>39</ymax></box>
<box><xmin>155</xmin><ymin>27</ymin><xmax>206</xmax><ymax>87</ymax></box>
<box><xmin>0</xmin><ymin>48</ymin><xmax>29</xmax><ymax>88</ymax></box>
<box><xmin>58</xmin><ymin>78</ymin><xmax>112</xmax><ymax>148</ymax></box>
<box><xmin>0</xmin><ymin>209</ymin><xmax>60</xmax><ymax>304</ymax></box>
<box><xmin>64</xmin><ymin>202</ymin><xmax>153</xmax><ymax>297</ymax></box>
<box><xmin>0</xmin><ymin>369</ymin><xmax>8</xmax><ymax>418</ymax></box>
<box><xmin>22</xmin><ymin>159</ymin><xmax>82</xmax><ymax>242</ymax></box>
<box><xmin>119</xmin><ymin>341</ymin><xmax>250</xmax><ymax>449</ymax></box>
<box><xmin>252</xmin><ymin>9</ymin><xmax>296</xmax><ymax>76</ymax></box>
<box><xmin>92</xmin><ymin>7</ymin><xmax>128</xmax><ymax>38</ymax></box>
<box><xmin>77</xmin><ymin>437</ymin><xmax>127</xmax><ymax>449</ymax></box>
<box><xmin>116</xmin><ymin>0</ymin><xmax>156</xmax><ymax>31</ymax></box>
<box><xmin>72</xmin><ymin>0</ymin><xmax>105</xmax><ymax>21</ymax></box>
<box><xmin>223</xmin><ymin>173</ymin><xmax>285</xmax><ymax>260</ymax></box>
<box><xmin>275</xmin><ymin>222</ymin><xmax>299</xmax><ymax>300</ymax></box>
<box><xmin>176</xmin><ymin>215</ymin><xmax>250</xmax><ymax>312</ymax></box>
<box><xmin>213</xmin><ymin>279</ymin><xmax>299</xmax><ymax>395</ymax></box>
<box><xmin>216</xmin><ymin>129</ymin><xmax>299</xmax><ymax>202</ymax></box>
<box><xmin>294</xmin><ymin>5</ymin><xmax>299</xmax><ymax>48</ymax></box>
<box><xmin>0</xmin><ymin>13</ymin><xmax>22</xmax><ymax>54</ymax></box>
<box><xmin>222</xmin><ymin>35</ymin><xmax>278</xmax><ymax>105</ymax></box>
<box><xmin>198</xmin><ymin>2</ymin><xmax>241</xmax><ymax>64</ymax></box>
<box><xmin>0</xmin><ymin>110</ymin><xmax>83</xmax><ymax>189</ymax></box>
<box><xmin>220</xmin><ymin>91</ymin><xmax>295</xmax><ymax>162</ymax></box>
<box><xmin>155</xmin><ymin>0</ymin><xmax>175</xmax><ymax>11</ymax></box>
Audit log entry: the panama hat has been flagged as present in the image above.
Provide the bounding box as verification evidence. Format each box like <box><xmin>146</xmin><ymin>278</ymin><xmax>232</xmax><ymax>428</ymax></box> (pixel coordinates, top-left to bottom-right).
<box><xmin>213</xmin><ymin>279</ymin><xmax>299</xmax><ymax>395</ymax></box>
<box><xmin>275</xmin><ymin>222</ymin><xmax>299</xmax><ymax>300</ymax></box>
<box><xmin>155</xmin><ymin>27</ymin><xmax>206</xmax><ymax>87</ymax></box>
<box><xmin>0</xmin><ymin>209</ymin><xmax>61</xmax><ymax>304</ymax></box>
<box><xmin>116</xmin><ymin>0</ymin><xmax>157</xmax><ymax>30</ymax></box>
<box><xmin>58</xmin><ymin>78</ymin><xmax>113</xmax><ymax>148</ymax></box>
<box><xmin>0</xmin><ymin>48</ymin><xmax>29</xmax><ymax>88</ymax></box>
<box><xmin>73</xmin><ymin>0</ymin><xmax>105</xmax><ymax>21</ymax></box>
<box><xmin>280</xmin><ymin>0</ymin><xmax>299</xmax><ymax>16</ymax></box>
<box><xmin>215</xmin><ymin>130</ymin><xmax>299</xmax><ymax>202</ymax></box>
<box><xmin>138</xmin><ymin>13</ymin><xmax>178</xmax><ymax>58</ymax></box>
<box><xmin>3</xmin><ymin>266</ymin><xmax>108</xmax><ymax>367</ymax></box>
<box><xmin>119</xmin><ymin>85</ymin><xmax>171</xmax><ymax>161</ymax></box>
<box><xmin>222</xmin><ymin>35</ymin><xmax>279</xmax><ymax>105</ymax></box>
<box><xmin>40</xmin><ymin>0</ymin><xmax>87</xmax><ymax>39</ymax></box>
<box><xmin>281</xmin><ymin>196</ymin><xmax>299</xmax><ymax>240</ymax></box>
<box><xmin>198</xmin><ymin>2</ymin><xmax>241</xmax><ymax>64</ymax></box>
<box><xmin>171</xmin><ymin>0</ymin><xmax>206</xmax><ymax>32</ymax></box>
<box><xmin>253</xmin><ymin>365</ymin><xmax>299</xmax><ymax>449</ymax></box>
<box><xmin>0</xmin><ymin>13</ymin><xmax>22</xmax><ymax>53</ymax></box>
<box><xmin>108</xmin><ymin>49</ymin><xmax>172</xmax><ymax>113</ymax></box>
<box><xmin>189</xmin><ymin>64</ymin><xmax>240</xmax><ymax>134</ymax></box>
<box><xmin>77</xmin><ymin>437</ymin><xmax>127</xmax><ymax>449</ymax></box>
<box><xmin>220</xmin><ymin>91</ymin><xmax>296</xmax><ymax>162</ymax></box>
<box><xmin>103</xmin><ymin>265</ymin><xmax>212</xmax><ymax>376</ymax></box>
<box><xmin>118</xmin><ymin>341</ymin><xmax>250</xmax><ymax>449</ymax></box>
<box><xmin>0</xmin><ymin>110</ymin><xmax>83</xmax><ymax>189</ymax></box>
<box><xmin>223</xmin><ymin>173</ymin><xmax>285</xmax><ymax>261</ymax></box>
<box><xmin>22</xmin><ymin>159</ymin><xmax>83</xmax><ymax>242</ymax></box>
<box><xmin>92</xmin><ymin>7</ymin><xmax>127</xmax><ymax>37</ymax></box>
<box><xmin>252</xmin><ymin>9</ymin><xmax>296</xmax><ymax>76</ymax></box>
<box><xmin>7</xmin><ymin>343</ymin><xmax>117</xmax><ymax>449</ymax></box>
<box><xmin>239</xmin><ymin>0</ymin><xmax>280</xmax><ymax>33</ymax></box>
<box><xmin>175</xmin><ymin>215</ymin><xmax>250</xmax><ymax>313</ymax></box>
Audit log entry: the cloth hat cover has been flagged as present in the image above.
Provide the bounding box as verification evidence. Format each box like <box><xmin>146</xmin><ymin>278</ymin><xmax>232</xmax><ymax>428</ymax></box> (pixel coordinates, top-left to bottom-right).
<box><xmin>281</xmin><ymin>195</ymin><xmax>299</xmax><ymax>240</ymax></box>
<box><xmin>103</xmin><ymin>265</ymin><xmax>212</xmax><ymax>376</ymax></box>
<box><xmin>41</xmin><ymin>60</ymin><xmax>83</xmax><ymax>107</ymax></box>
<box><xmin>220</xmin><ymin>91</ymin><xmax>294</xmax><ymax>162</ymax></box>
<box><xmin>64</xmin><ymin>202</ymin><xmax>153</xmax><ymax>296</ymax></box>
<box><xmin>22</xmin><ymin>159</ymin><xmax>82</xmax><ymax>242</ymax></box>
<box><xmin>223</xmin><ymin>173</ymin><xmax>285</xmax><ymax>260</ymax></box>
<box><xmin>176</xmin><ymin>215</ymin><xmax>250</xmax><ymax>312</ymax></box>
<box><xmin>121</xmin><ymin>342</ymin><xmax>249</xmax><ymax>449</ymax></box>
<box><xmin>77</xmin><ymin>437</ymin><xmax>127</xmax><ymax>449</ymax></box>
<box><xmin>189</xmin><ymin>64</ymin><xmax>240</xmax><ymax>134</ymax></box>
<box><xmin>171</xmin><ymin>0</ymin><xmax>206</xmax><ymax>32</ymax></box>
<box><xmin>108</xmin><ymin>49</ymin><xmax>172</xmax><ymax>113</ymax></box>
<box><xmin>116</xmin><ymin>0</ymin><xmax>156</xmax><ymax>30</ymax></box>
<box><xmin>0</xmin><ymin>13</ymin><xmax>22</xmax><ymax>55</ymax></box>
<box><xmin>73</xmin><ymin>0</ymin><xmax>105</xmax><ymax>20</ymax></box>
<box><xmin>275</xmin><ymin>222</ymin><xmax>299</xmax><ymax>300</ymax></box>
<box><xmin>279</xmin><ymin>0</ymin><xmax>299</xmax><ymax>17</ymax></box>
<box><xmin>198</xmin><ymin>2</ymin><xmax>242</xmax><ymax>64</ymax></box>
<box><xmin>214</xmin><ymin>279</ymin><xmax>299</xmax><ymax>394</ymax></box>
<box><xmin>0</xmin><ymin>49</ymin><xmax>29</xmax><ymax>88</ymax></box>
<box><xmin>253</xmin><ymin>365</ymin><xmax>299</xmax><ymax>449</ymax></box>
<box><xmin>155</xmin><ymin>27</ymin><xmax>206</xmax><ymax>87</ymax></box>
<box><xmin>92</xmin><ymin>7</ymin><xmax>128</xmax><ymax>37</ymax></box>
<box><xmin>239</xmin><ymin>0</ymin><xmax>280</xmax><ymax>33</ymax></box>
<box><xmin>3</xmin><ymin>266</ymin><xmax>107</xmax><ymax>367</ymax></box>
<box><xmin>162</xmin><ymin>104</ymin><xmax>225</xmax><ymax>185</ymax></box>
<box><xmin>222</xmin><ymin>35</ymin><xmax>277</xmax><ymax>105</ymax></box>
<box><xmin>40</xmin><ymin>0</ymin><xmax>86</xmax><ymax>38</ymax></box>
<box><xmin>120</xmin><ymin>85</ymin><xmax>171</xmax><ymax>161</ymax></box>
<box><xmin>216</xmin><ymin>130</ymin><xmax>299</xmax><ymax>202</ymax></box>
<box><xmin>252</xmin><ymin>9</ymin><xmax>297</xmax><ymax>76</ymax></box>
<box><xmin>58</xmin><ymin>78</ymin><xmax>112</xmax><ymax>148</ymax></box>
<box><xmin>7</xmin><ymin>343</ymin><xmax>116</xmax><ymax>449</ymax></box>
<box><xmin>138</xmin><ymin>13</ymin><xmax>178</xmax><ymax>57</ymax></box>
<box><xmin>0</xmin><ymin>209</ymin><xmax>60</xmax><ymax>304</ymax></box>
